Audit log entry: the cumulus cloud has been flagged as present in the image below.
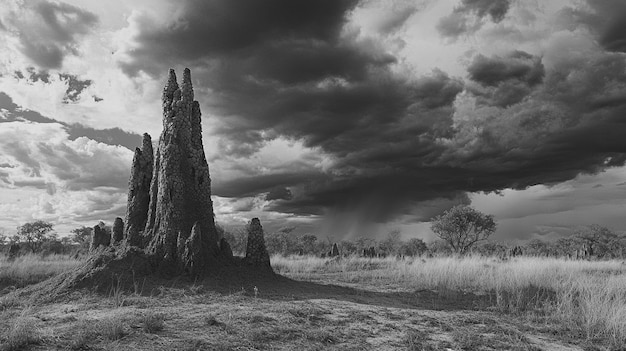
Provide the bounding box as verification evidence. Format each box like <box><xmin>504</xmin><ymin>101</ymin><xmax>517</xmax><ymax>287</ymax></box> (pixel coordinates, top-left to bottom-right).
<box><xmin>561</xmin><ymin>0</ymin><xmax>626</xmax><ymax>53</ymax></box>
<box><xmin>466</xmin><ymin>51</ymin><xmax>545</xmax><ymax>107</ymax></box>
<box><xmin>0</xmin><ymin>120</ymin><xmax>132</xmax><ymax>231</ymax></box>
<box><xmin>437</xmin><ymin>0</ymin><xmax>513</xmax><ymax>39</ymax></box>
<box><xmin>1</xmin><ymin>0</ymin><xmax>98</xmax><ymax>69</ymax></box>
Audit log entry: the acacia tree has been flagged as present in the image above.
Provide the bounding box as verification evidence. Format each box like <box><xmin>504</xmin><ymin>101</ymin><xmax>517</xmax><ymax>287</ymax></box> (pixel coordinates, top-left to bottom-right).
<box><xmin>430</xmin><ymin>205</ymin><xmax>496</xmax><ymax>254</ymax></box>
<box><xmin>16</xmin><ymin>220</ymin><xmax>55</xmax><ymax>253</ymax></box>
<box><xmin>71</xmin><ymin>226</ymin><xmax>93</xmax><ymax>250</ymax></box>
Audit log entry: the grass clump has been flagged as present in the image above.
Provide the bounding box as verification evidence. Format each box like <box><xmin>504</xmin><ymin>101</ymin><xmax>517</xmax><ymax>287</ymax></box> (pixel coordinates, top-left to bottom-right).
<box><xmin>142</xmin><ymin>311</ymin><xmax>165</xmax><ymax>333</ymax></box>
<box><xmin>0</xmin><ymin>253</ymin><xmax>82</xmax><ymax>288</ymax></box>
<box><xmin>405</xmin><ymin>329</ymin><xmax>436</xmax><ymax>351</ymax></box>
<box><xmin>68</xmin><ymin>320</ymin><xmax>96</xmax><ymax>350</ymax></box>
<box><xmin>2</xmin><ymin>314</ymin><xmax>40</xmax><ymax>351</ymax></box>
<box><xmin>99</xmin><ymin>315</ymin><xmax>125</xmax><ymax>341</ymax></box>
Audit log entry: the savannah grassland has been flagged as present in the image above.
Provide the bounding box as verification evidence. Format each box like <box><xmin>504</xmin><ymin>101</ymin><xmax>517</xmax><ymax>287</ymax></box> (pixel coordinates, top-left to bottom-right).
<box><xmin>1</xmin><ymin>253</ymin><xmax>626</xmax><ymax>351</ymax></box>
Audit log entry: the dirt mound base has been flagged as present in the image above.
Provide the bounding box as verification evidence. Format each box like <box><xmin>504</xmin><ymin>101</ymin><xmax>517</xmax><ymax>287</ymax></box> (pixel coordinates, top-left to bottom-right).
<box><xmin>10</xmin><ymin>247</ymin><xmax>276</xmax><ymax>304</ymax></box>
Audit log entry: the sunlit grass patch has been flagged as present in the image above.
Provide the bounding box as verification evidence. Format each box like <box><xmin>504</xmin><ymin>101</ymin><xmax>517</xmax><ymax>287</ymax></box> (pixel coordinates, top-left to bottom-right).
<box><xmin>273</xmin><ymin>254</ymin><xmax>626</xmax><ymax>345</ymax></box>
<box><xmin>0</xmin><ymin>253</ymin><xmax>82</xmax><ymax>289</ymax></box>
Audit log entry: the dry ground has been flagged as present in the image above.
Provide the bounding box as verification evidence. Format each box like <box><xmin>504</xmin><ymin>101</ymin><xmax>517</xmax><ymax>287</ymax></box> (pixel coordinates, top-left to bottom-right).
<box><xmin>1</xmin><ymin>255</ymin><xmax>624</xmax><ymax>350</ymax></box>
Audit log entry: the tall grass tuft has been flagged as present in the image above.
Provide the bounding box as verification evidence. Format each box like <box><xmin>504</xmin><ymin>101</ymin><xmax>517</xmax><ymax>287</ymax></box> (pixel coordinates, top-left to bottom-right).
<box><xmin>2</xmin><ymin>309</ymin><xmax>40</xmax><ymax>351</ymax></box>
<box><xmin>0</xmin><ymin>253</ymin><xmax>82</xmax><ymax>288</ymax></box>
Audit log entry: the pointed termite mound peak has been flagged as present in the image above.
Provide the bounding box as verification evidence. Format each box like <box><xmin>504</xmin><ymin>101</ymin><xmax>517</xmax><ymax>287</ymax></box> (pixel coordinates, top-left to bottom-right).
<box><xmin>142</xmin><ymin>68</ymin><xmax>220</xmax><ymax>271</ymax></box>
<box><xmin>180</xmin><ymin>222</ymin><xmax>211</xmax><ymax>276</ymax></box>
<box><xmin>90</xmin><ymin>221</ymin><xmax>110</xmax><ymax>251</ymax></box>
<box><xmin>330</xmin><ymin>243</ymin><xmax>340</xmax><ymax>257</ymax></box>
<box><xmin>124</xmin><ymin>133</ymin><xmax>153</xmax><ymax>246</ymax></box>
<box><xmin>112</xmin><ymin>217</ymin><xmax>124</xmax><ymax>244</ymax></box>
<box><xmin>245</xmin><ymin>218</ymin><xmax>271</xmax><ymax>269</ymax></box>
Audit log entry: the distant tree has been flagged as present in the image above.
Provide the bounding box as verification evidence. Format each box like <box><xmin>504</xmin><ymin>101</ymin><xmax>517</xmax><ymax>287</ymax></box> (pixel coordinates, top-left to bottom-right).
<box><xmin>266</xmin><ymin>231</ymin><xmax>298</xmax><ymax>256</ymax></box>
<box><xmin>71</xmin><ymin>226</ymin><xmax>93</xmax><ymax>249</ymax></box>
<box><xmin>427</xmin><ymin>240</ymin><xmax>452</xmax><ymax>256</ymax></box>
<box><xmin>278</xmin><ymin>226</ymin><xmax>297</xmax><ymax>235</ymax></box>
<box><xmin>16</xmin><ymin>220</ymin><xmax>55</xmax><ymax>253</ymax></box>
<box><xmin>379</xmin><ymin>229</ymin><xmax>402</xmax><ymax>256</ymax></box>
<box><xmin>555</xmin><ymin>237</ymin><xmax>581</xmax><ymax>257</ymax></box>
<box><xmin>524</xmin><ymin>239</ymin><xmax>546</xmax><ymax>256</ymax></box>
<box><xmin>41</xmin><ymin>233</ymin><xmax>67</xmax><ymax>255</ymax></box>
<box><xmin>399</xmin><ymin>238</ymin><xmax>428</xmax><ymax>257</ymax></box>
<box><xmin>220</xmin><ymin>226</ymin><xmax>247</xmax><ymax>255</ymax></box>
<box><xmin>339</xmin><ymin>240</ymin><xmax>358</xmax><ymax>255</ymax></box>
<box><xmin>574</xmin><ymin>225</ymin><xmax>621</xmax><ymax>258</ymax></box>
<box><xmin>355</xmin><ymin>237</ymin><xmax>376</xmax><ymax>251</ymax></box>
<box><xmin>300</xmin><ymin>234</ymin><xmax>317</xmax><ymax>248</ymax></box>
<box><xmin>473</xmin><ymin>241</ymin><xmax>507</xmax><ymax>257</ymax></box>
<box><xmin>298</xmin><ymin>234</ymin><xmax>318</xmax><ymax>254</ymax></box>
<box><xmin>430</xmin><ymin>205</ymin><xmax>496</xmax><ymax>254</ymax></box>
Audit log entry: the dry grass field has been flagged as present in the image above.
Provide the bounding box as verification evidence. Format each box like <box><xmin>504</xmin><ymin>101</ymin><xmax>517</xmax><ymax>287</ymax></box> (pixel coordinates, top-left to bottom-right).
<box><xmin>1</xmin><ymin>253</ymin><xmax>626</xmax><ymax>350</ymax></box>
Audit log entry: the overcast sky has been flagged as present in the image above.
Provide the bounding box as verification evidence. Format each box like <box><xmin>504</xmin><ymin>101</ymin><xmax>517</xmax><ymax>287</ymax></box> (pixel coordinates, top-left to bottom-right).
<box><xmin>1</xmin><ymin>0</ymin><xmax>625</xmax><ymax>242</ymax></box>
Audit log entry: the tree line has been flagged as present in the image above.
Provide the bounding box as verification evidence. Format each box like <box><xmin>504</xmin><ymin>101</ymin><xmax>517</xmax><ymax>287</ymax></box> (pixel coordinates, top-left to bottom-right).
<box><xmin>2</xmin><ymin>206</ymin><xmax>625</xmax><ymax>259</ymax></box>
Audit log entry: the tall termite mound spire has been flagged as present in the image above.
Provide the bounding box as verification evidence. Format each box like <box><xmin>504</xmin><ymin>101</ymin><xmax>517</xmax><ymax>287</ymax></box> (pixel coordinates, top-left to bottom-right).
<box><xmin>124</xmin><ymin>133</ymin><xmax>153</xmax><ymax>246</ymax></box>
<box><xmin>142</xmin><ymin>68</ymin><xmax>220</xmax><ymax>271</ymax></box>
<box><xmin>245</xmin><ymin>218</ymin><xmax>271</xmax><ymax>268</ymax></box>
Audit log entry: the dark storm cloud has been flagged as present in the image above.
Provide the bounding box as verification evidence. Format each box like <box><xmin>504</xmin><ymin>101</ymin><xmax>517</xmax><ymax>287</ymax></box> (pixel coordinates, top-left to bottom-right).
<box><xmin>562</xmin><ymin>0</ymin><xmax>626</xmax><ymax>53</ymax></box>
<box><xmin>121</xmin><ymin>0</ymin><xmax>626</xmax><ymax>223</ymax></box>
<box><xmin>265</xmin><ymin>187</ymin><xmax>293</xmax><ymax>201</ymax></box>
<box><xmin>120</xmin><ymin>0</ymin><xmax>360</xmax><ymax>76</ymax></box>
<box><xmin>468</xmin><ymin>51</ymin><xmax>544</xmax><ymax>87</ymax></box>
<box><xmin>3</xmin><ymin>1</ymin><xmax>98</xmax><ymax>68</ymax></box>
<box><xmin>467</xmin><ymin>51</ymin><xmax>545</xmax><ymax>107</ymax></box>
<box><xmin>460</xmin><ymin>0</ymin><xmax>511</xmax><ymax>22</ymax></box>
<box><xmin>213</xmin><ymin>171</ymin><xmax>329</xmax><ymax>198</ymax></box>
<box><xmin>14</xmin><ymin>67</ymin><xmax>93</xmax><ymax>104</ymax></box>
<box><xmin>66</xmin><ymin>125</ymin><xmax>142</xmax><ymax>151</ymax></box>
<box><xmin>437</xmin><ymin>0</ymin><xmax>512</xmax><ymax>39</ymax></box>
<box><xmin>12</xmin><ymin>69</ymin><xmax>93</xmax><ymax>103</ymax></box>
<box><xmin>14</xmin><ymin>67</ymin><xmax>51</xmax><ymax>83</ymax></box>
<box><xmin>0</xmin><ymin>92</ymin><xmax>142</xmax><ymax>150</ymax></box>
